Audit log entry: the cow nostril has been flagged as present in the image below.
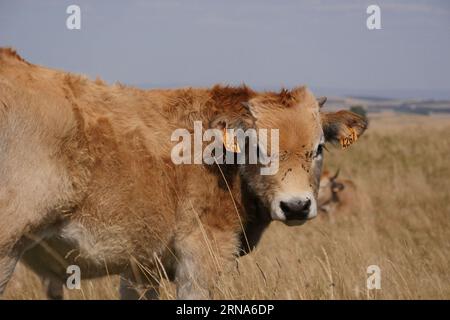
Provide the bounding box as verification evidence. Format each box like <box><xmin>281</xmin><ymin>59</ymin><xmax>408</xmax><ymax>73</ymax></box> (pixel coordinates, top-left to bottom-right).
<box><xmin>280</xmin><ymin>201</ymin><xmax>290</xmax><ymax>214</ymax></box>
<box><xmin>302</xmin><ymin>199</ymin><xmax>311</xmax><ymax>211</ymax></box>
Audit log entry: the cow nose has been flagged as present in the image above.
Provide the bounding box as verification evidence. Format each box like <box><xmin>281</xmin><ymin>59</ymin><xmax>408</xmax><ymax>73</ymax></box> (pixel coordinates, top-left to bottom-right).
<box><xmin>280</xmin><ymin>199</ymin><xmax>311</xmax><ymax>220</ymax></box>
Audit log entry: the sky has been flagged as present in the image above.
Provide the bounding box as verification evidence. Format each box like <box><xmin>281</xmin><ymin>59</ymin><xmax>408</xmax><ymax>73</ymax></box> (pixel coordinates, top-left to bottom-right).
<box><xmin>1</xmin><ymin>0</ymin><xmax>449</xmax><ymax>99</ymax></box>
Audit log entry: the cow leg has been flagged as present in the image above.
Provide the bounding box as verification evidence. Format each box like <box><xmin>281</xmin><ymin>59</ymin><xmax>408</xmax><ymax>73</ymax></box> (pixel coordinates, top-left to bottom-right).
<box><xmin>21</xmin><ymin>239</ymin><xmax>69</xmax><ymax>299</ymax></box>
<box><xmin>43</xmin><ymin>276</ymin><xmax>64</xmax><ymax>300</ymax></box>
<box><xmin>22</xmin><ymin>250</ymin><xmax>64</xmax><ymax>300</ymax></box>
<box><xmin>119</xmin><ymin>276</ymin><xmax>141</xmax><ymax>300</ymax></box>
<box><xmin>0</xmin><ymin>218</ymin><xmax>67</xmax><ymax>297</ymax></box>
<box><xmin>0</xmin><ymin>254</ymin><xmax>20</xmax><ymax>295</ymax></box>
<box><xmin>0</xmin><ymin>102</ymin><xmax>80</xmax><ymax>296</ymax></box>
<box><xmin>119</xmin><ymin>272</ymin><xmax>160</xmax><ymax>300</ymax></box>
<box><xmin>0</xmin><ymin>217</ymin><xmax>66</xmax><ymax>295</ymax></box>
<box><xmin>0</xmin><ymin>222</ymin><xmax>32</xmax><ymax>295</ymax></box>
<box><xmin>174</xmin><ymin>227</ymin><xmax>238</xmax><ymax>300</ymax></box>
<box><xmin>1</xmin><ymin>235</ymin><xmax>60</xmax><ymax>296</ymax></box>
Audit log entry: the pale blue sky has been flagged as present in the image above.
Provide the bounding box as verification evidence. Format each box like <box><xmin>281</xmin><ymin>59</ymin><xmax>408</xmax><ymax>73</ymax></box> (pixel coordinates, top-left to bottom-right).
<box><xmin>1</xmin><ymin>0</ymin><xmax>449</xmax><ymax>99</ymax></box>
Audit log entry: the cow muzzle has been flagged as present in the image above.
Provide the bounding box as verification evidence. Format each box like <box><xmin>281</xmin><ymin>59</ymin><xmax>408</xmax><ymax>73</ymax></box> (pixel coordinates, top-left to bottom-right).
<box><xmin>271</xmin><ymin>193</ymin><xmax>317</xmax><ymax>225</ymax></box>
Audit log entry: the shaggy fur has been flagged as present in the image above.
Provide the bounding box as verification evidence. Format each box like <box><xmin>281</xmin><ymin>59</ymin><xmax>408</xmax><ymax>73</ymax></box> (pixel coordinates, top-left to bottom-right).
<box><xmin>0</xmin><ymin>47</ymin><xmax>367</xmax><ymax>299</ymax></box>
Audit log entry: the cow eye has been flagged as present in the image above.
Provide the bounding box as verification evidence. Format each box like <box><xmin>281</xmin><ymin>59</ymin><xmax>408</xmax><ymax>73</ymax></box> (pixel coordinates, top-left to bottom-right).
<box><xmin>315</xmin><ymin>144</ymin><xmax>324</xmax><ymax>158</ymax></box>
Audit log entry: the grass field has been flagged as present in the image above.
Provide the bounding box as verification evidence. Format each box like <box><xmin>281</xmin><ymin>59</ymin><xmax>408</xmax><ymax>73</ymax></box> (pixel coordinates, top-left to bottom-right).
<box><xmin>4</xmin><ymin>113</ymin><xmax>450</xmax><ymax>299</ymax></box>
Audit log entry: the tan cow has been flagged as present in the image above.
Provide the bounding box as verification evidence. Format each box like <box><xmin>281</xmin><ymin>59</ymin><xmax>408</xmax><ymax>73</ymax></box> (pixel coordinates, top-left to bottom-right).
<box><xmin>317</xmin><ymin>170</ymin><xmax>358</xmax><ymax>215</ymax></box>
<box><xmin>0</xmin><ymin>48</ymin><xmax>367</xmax><ymax>299</ymax></box>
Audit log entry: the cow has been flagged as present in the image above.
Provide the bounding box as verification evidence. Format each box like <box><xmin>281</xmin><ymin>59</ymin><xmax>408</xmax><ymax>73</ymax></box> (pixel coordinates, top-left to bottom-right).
<box><xmin>0</xmin><ymin>48</ymin><xmax>367</xmax><ymax>299</ymax></box>
<box><xmin>317</xmin><ymin>169</ymin><xmax>358</xmax><ymax>215</ymax></box>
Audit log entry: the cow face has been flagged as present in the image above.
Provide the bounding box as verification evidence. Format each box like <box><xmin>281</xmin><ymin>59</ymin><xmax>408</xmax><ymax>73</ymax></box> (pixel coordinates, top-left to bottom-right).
<box><xmin>317</xmin><ymin>170</ymin><xmax>344</xmax><ymax>212</ymax></box>
<box><xmin>239</xmin><ymin>87</ymin><xmax>367</xmax><ymax>226</ymax></box>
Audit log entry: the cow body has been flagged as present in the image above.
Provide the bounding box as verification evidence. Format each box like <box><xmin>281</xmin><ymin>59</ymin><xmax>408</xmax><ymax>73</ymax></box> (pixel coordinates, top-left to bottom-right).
<box><xmin>0</xmin><ymin>49</ymin><xmax>248</xmax><ymax>299</ymax></box>
<box><xmin>0</xmin><ymin>48</ymin><xmax>367</xmax><ymax>299</ymax></box>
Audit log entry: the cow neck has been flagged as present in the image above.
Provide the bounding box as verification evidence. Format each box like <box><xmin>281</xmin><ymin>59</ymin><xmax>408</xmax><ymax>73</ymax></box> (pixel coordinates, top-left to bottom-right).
<box><xmin>238</xmin><ymin>178</ymin><xmax>271</xmax><ymax>256</ymax></box>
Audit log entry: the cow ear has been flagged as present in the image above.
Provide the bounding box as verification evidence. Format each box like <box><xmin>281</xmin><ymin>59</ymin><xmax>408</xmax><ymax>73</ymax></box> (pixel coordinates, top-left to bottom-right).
<box><xmin>209</xmin><ymin>116</ymin><xmax>247</xmax><ymax>154</ymax></box>
<box><xmin>242</xmin><ymin>101</ymin><xmax>256</xmax><ymax>118</ymax></box>
<box><xmin>210</xmin><ymin>99</ymin><xmax>256</xmax><ymax>132</ymax></box>
<box><xmin>321</xmin><ymin>111</ymin><xmax>368</xmax><ymax>148</ymax></box>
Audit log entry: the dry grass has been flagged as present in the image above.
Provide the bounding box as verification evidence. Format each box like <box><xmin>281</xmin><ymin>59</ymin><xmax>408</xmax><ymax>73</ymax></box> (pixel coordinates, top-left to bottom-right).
<box><xmin>4</xmin><ymin>113</ymin><xmax>450</xmax><ymax>300</ymax></box>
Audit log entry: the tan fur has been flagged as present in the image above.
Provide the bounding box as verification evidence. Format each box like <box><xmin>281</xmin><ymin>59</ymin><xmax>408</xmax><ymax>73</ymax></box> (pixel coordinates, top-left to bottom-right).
<box><xmin>318</xmin><ymin>170</ymin><xmax>358</xmax><ymax>215</ymax></box>
<box><xmin>0</xmin><ymin>48</ymin><xmax>367</xmax><ymax>299</ymax></box>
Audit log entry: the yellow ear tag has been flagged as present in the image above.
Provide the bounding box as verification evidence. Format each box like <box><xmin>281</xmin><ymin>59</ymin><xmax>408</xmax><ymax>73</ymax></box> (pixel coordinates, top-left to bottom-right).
<box><xmin>223</xmin><ymin>128</ymin><xmax>241</xmax><ymax>153</ymax></box>
<box><xmin>340</xmin><ymin>127</ymin><xmax>358</xmax><ymax>149</ymax></box>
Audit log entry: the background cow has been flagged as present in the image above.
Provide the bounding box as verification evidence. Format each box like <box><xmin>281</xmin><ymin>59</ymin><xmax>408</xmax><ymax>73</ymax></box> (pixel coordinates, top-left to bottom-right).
<box><xmin>317</xmin><ymin>170</ymin><xmax>358</xmax><ymax>216</ymax></box>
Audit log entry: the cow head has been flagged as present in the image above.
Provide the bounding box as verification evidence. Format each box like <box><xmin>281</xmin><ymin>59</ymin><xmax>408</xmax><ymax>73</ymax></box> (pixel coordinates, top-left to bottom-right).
<box><xmin>211</xmin><ymin>86</ymin><xmax>367</xmax><ymax>226</ymax></box>
<box><xmin>317</xmin><ymin>169</ymin><xmax>345</xmax><ymax>212</ymax></box>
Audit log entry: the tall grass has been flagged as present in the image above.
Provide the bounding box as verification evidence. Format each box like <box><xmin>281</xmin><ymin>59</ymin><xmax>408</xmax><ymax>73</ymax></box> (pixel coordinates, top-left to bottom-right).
<box><xmin>5</xmin><ymin>114</ymin><xmax>450</xmax><ymax>299</ymax></box>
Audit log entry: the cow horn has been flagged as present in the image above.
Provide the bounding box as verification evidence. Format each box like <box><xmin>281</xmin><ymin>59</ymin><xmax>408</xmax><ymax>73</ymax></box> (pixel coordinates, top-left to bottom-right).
<box><xmin>317</xmin><ymin>96</ymin><xmax>327</xmax><ymax>108</ymax></box>
<box><xmin>331</xmin><ymin>168</ymin><xmax>340</xmax><ymax>180</ymax></box>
